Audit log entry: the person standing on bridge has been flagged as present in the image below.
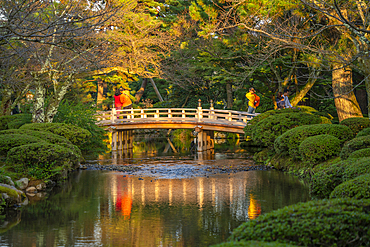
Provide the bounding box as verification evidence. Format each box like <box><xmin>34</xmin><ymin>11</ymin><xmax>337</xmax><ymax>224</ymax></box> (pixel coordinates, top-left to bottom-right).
<box><xmin>246</xmin><ymin>87</ymin><xmax>259</xmax><ymax>114</ymax></box>
<box><xmin>120</xmin><ymin>87</ymin><xmax>133</xmax><ymax>118</ymax></box>
<box><xmin>114</xmin><ymin>88</ymin><xmax>123</xmax><ymax>119</ymax></box>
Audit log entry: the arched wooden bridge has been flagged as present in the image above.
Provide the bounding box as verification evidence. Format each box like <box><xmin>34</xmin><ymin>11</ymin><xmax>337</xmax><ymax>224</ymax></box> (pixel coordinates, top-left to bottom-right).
<box><xmin>97</xmin><ymin>105</ymin><xmax>258</xmax><ymax>152</ymax></box>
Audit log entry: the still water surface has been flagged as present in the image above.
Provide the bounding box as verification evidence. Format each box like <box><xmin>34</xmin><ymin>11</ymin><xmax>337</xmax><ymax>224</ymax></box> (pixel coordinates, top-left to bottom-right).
<box><xmin>0</xmin><ymin>140</ymin><xmax>310</xmax><ymax>247</ymax></box>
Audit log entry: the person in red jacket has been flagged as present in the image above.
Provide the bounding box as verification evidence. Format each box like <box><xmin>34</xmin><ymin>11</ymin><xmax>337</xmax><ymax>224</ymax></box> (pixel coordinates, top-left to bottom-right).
<box><xmin>114</xmin><ymin>88</ymin><xmax>122</xmax><ymax>119</ymax></box>
<box><xmin>119</xmin><ymin>87</ymin><xmax>132</xmax><ymax>119</ymax></box>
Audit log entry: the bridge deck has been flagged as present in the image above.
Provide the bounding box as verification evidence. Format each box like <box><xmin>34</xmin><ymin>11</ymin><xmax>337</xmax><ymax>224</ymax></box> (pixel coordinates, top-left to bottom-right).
<box><xmin>97</xmin><ymin>108</ymin><xmax>257</xmax><ymax>134</ymax></box>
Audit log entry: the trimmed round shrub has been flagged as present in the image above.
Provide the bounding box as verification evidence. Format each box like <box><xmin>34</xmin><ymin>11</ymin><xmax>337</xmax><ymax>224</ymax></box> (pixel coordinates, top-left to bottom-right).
<box><xmin>0</xmin><ymin>134</ymin><xmax>45</xmax><ymax>156</ymax></box>
<box><xmin>340</xmin><ymin>117</ymin><xmax>370</xmax><ymax>136</ymax></box>
<box><xmin>299</xmin><ymin>135</ymin><xmax>341</xmax><ymax>164</ymax></box>
<box><xmin>6</xmin><ymin>142</ymin><xmax>81</xmax><ymax>169</ymax></box>
<box><xmin>244</xmin><ymin>108</ymin><xmax>331</xmax><ymax>137</ymax></box>
<box><xmin>348</xmin><ymin>148</ymin><xmax>370</xmax><ymax>159</ymax></box>
<box><xmin>340</xmin><ymin>135</ymin><xmax>370</xmax><ymax>160</ymax></box>
<box><xmin>0</xmin><ymin>129</ymin><xmax>82</xmax><ymax>158</ymax></box>
<box><xmin>330</xmin><ymin>173</ymin><xmax>370</xmax><ymax>199</ymax></box>
<box><xmin>211</xmin><ymin>240</ymin><xmax>298</xmax><ymax>247</ymax></box>
<box><xmin>20</xmin><ymin>123</ymin><xmax>91</xmax><ymax>148</ymax></box>
<box><xmin>274</xmin><ymin>124</ymin><xmax>352</xmax><ymax>159</ymax></box>
<box><xmin>0</xmin><ymin>114</ymin><xmax>32</xmax><ymax>130</ymax></box>
<box><xmin>248</xmin><ymin>112</ymin><xmax>322</xmax><ymax>147</ymax></box>
<box><xmin>356</xmin><ymin>127</ymin><xmax>370</xmax><ymax>138</ymax></box>
<box><xmin>228</xmin><ymin>199</ymin><xmax>370</xmax><ymax>247</ymax></box>
<box><xmin>310</xmin><ymin>157</ymin><xmax>370</xmax><ymax>198</ymax></box>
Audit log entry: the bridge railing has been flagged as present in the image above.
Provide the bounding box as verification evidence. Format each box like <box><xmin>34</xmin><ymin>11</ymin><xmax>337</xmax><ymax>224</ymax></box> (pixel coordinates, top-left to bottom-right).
<box><xmin>97</xmin><ymin>107</ymin><xmax>257</xmax><ymax>126</ymax></box>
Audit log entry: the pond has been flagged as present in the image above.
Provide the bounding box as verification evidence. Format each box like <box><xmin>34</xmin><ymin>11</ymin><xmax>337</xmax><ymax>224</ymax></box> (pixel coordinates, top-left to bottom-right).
<box><xmin>0</xmin><ymin>136</ymin><xmax>310</xmax><ymax>247</ymax></box>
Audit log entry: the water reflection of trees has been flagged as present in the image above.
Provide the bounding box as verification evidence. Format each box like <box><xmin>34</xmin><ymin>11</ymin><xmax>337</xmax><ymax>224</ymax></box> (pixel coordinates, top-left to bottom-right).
<box><xmin>0</xmin><ymin>170</ymin><xmax>309</xmax><ymax>246</ymax></box>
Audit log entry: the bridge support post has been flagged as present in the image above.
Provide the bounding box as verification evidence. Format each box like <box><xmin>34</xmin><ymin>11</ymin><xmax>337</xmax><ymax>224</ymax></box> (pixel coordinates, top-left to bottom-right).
<box><xmin>197</xmin><ymin>130</ymin><xmax>214</xmax><ymax>152</ymax></box>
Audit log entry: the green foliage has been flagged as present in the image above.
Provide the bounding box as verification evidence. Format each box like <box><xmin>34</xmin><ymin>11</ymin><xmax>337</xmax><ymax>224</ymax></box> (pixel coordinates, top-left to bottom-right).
<box><xmin>247</xmin><ymin>111</ymin><xmax>322</xmax><ymax>147</ymax></box>
<box><xmin>275</xmin><ymin>124</ymin><xmax>352</xmax><ymax>159</ymax></box>
<box><xmin>244</xmin><ymin>108</ymin><xmax>330</xmax><ymax>137</ymax></box>
<box><xmin>0</xmin><ymin>129</ymin><xmax>82</xmax><ymax>158</ymax></box>
<box><xmin>310</xmin><ymin>157</ymin><xmax>370</xmax><ymax>198</ymax></box>
<box><xmin>330</xmin><ymin>173</ymin><xmax>370</xmax><ymax>199</ymax></box>
<box><xmin>348</xmin><ymin>148</ymin><xmax>370</xmax><ymax>159</ymax></box>
<box><xmin>340</xmin><ymin>135</ymin><xmax>370</xmax><ymax>160</ymax></box>
<box><xmin>299</xmin><ymin>134</ymin><xmax>341</xmax><ymax>164</ymax></box>
<box><xmin>0</xmin><ymin>114</ymin><xmax>32</xmax><ymax>130</ymax></box>
<box><xmin>0</xmin><ymin>134</ymin><xmax>44</xmax><ymax>156</ymax></box>
<box><xmin>53</xmin><ymin>100</ymin><xmax>108</xmax><ymax>157</ymax></box>
<box><xmin>211</xmin><ymin>240</ymin><xmax>298</xmax><ymax>247</ymax></box>
<box><xmin>6</xmin><ymin>142</ymin><xmax>81</xmax><ymax>172</ymax></box>
<box><xmin>356</xmin><ymin>127</ymin><xmax>370</xmax><ymax>138</ymax></box>
<box><xmin>0</xmin><ymin>115</ymin><xmax>13</xmax><ymax>130</ymax></box>
<box><xmin>228</xmin><ymin>199</ymin><xmax>370</xmax><ymax>247</ymax></box>
<box><xmin>340</xmin><ymin>117</ymin><xmax>370</xmax><ymax>136</ymax></box>
<box><xmin>20</xmin><ymin>122</ymin><xmax>91</xmax><ymax>149</ymax></box>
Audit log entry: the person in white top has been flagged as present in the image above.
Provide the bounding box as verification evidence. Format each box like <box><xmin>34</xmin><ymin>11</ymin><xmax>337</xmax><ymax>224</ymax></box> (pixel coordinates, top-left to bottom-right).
<box><xmin>283</xmin><ymin>89</ymin><xmax>293</xmax><ymax>108</ymax></box>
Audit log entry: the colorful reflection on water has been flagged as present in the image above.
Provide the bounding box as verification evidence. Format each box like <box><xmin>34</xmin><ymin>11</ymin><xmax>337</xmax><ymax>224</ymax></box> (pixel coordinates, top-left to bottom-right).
<box><xmin>0</xmin><ymin>167</ymin><xmax>309</xmax><ymax>247</ymax></box>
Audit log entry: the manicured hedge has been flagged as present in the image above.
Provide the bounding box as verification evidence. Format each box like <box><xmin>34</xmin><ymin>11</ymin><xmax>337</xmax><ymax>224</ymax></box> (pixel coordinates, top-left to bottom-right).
<box><xmin>310</xmin><ymin>157</ymin><xmax>370</xmax><ymax>198</ymax></box>
<box><xmin>211</xmin><ymin>240</ymin><xmax>298</xmax><ymax>247</ymax></box>
<box><xmin>298</xmin><ymin>134</ymin><xmax>341</xmax><ymax>164</ymax></box>
<box><xmin>356</xmin><ymin>127</ymin><xmax>370</xmax><ymax>138</ymax></box>
<box><xmin>0</xmin><ymin>134</ymin><xmax>44</xmax><ymax>156</ymax></box>
<box><xmin>0</xmin><ymin>129</ymin><xmax>82</xmax><ymax>158</ymax></box>
<box><xmin>330</xmin><ymin>173</ymin><xmax>370</xmax><ymax>199</ymax></box>
<box><xmin>247</xmin><ymin>112</ymin><xmax>322</xmax><ymax>147</ymax></box>
<box><xmin>340</xmin><ymin>135</ymin><xmax>370</xmax><ymax>160</ymax></box>
<box><xmin>228</xmin><ymin>199</ymin><xmax>370</xmax><ymax>247</ymax></box>
<box><xmin>340</xmin><ymin>117</ymin><xmax>370</xmax><ymax>136</ymax></box>
<box><xmin>0</xmin><ymin>114</ymin><xmax>32</xmax><ymax>130</ymax></box>
<box><xmin>244</xmin><ymin>108</ymin><xmax>331</xmax><ymax>138</ymax></box>
<box><xmin>20</xmin><ymin>123</ymin><xmax>91</xmax><ymax>148</ymax></box>
<box><xmin>6</xmin><ymin>142</ymin><xmax>81</xmax><ymax>169</ymax></box>
<box><xmin>348</xmin><ymin>148</ymin><xmax>370</xmax><ymax>159</ymax></box>
<box><xmin>274</xmin><ymin>124</ymin><xmax>351</xmax><ymax>159</ymax></box>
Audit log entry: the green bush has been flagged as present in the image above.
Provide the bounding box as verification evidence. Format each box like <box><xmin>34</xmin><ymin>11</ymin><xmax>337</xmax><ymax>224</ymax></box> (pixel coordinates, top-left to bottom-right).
<box><xmin>0</xmin><ymin>134</ymin><xmax>44</xmax><ymax>156</ymax></box>
<box><xmin>211</xmin><ymin>240</ymin><xmax>298</xmax><ymax>247</ymax></box>
<box><xmin>348</xmin><ymin>148</ymin><xmax>370</xmax><ymax>159</ymax></box>
<box><xmin>310</xmin><ymin>157</ymin><xmax>370</xmax><ymax>198</ymax></box>
<box><xmin>20</xmin><ymin>123</ymin><xmax>91</xmax><ymax>149</ymax></box>
<box><xmin>275</xmin><ymin>124</ymin><xmax>351</xmax><ymax>159</ymax></box>
<box><xmin>340</xmin><ymin>117</ymin><xmax>370</xmax><ymax>136</ymax></box>
<box><xmin>330</xmin><ymin>173</ymin><xmax>370</xmax><ymax>199</ymax></box>
<box><xmin>6</xmin><ymin>142</ymin><xmax>81</xmax><ymax>170</ymax></box>
<box><xmin>244</xmin><ymin>107</ymin><xmax>332</xmax><ymax>137</ymax></box>
<box><xmin>299</xmin><ymin>135</ymin><xmax>341</xmax><ymax>164</ymax></box>
<box><xmin>52</xmin><ymin>100</ymin><xmax>108</xmax><ymax>157</ymax></box>
<box><xmin>228</xmin><ymin>199</ymin><xmax>370</xmax><ymax>247</ymax></box>
<box><xmin>0</xmin><ymin>114</ymin><xmax>32</xmax><ymax>130</ymax></box>
<box><xmin>247</xmin><ymin>112</ymin><xmax>322</xmax><ymax>147</ymax></box>
<box><xmin>0</xmin><ymin>129</ymin><xmax>82</xmax><ymax>158</ymax></box>
<box><xmin>340</xmin><ymin>135</ymin><xmax>370</xmax><ymax>160</ymax></box>
<box><xmin>6</xmin><ymin>114</ymin><xmax>32</xmax><ymax>129</ymax></box>
<box><xmin>356</xmin><ymin>127</ymin><xmax>370</xmax><ymax>138</ymax></box>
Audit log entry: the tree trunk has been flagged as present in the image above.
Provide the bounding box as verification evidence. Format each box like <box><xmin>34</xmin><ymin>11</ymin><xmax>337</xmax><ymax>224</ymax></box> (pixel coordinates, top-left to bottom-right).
<box><xmin>97</xmin><ymin>78</ymin><xmax>106</xmax><ymax>108</ymax></box>
<box><xmin>45</xmin><ymin>77</ymin><xmax>73</xmax><ymax>123</ymax></box>
<box><xmin>357</xmin><ymin>57</ymin><xmax>370</xmax><ymax>118</ymax></box>
<box><xmin>0</xmin><ymin>86</ymin><xmax>12</xmax><ymax>116</ymax></box>
<box><xmin>32</xmin><ymin>79</ymin><xmax>46</xmax><ymax>123</ymax></box>
<box><xmin>290</xmin><ymin>70</ymin><xmax>320</xmax><ymax>106</ymax></box>
<box><xmin>226</xmin><ymin>82</ymin><xmax>233</xmax><ymax>109</ymax></box>
<box><xmin>135</xmin><ymin>78</ymin><xmax>148</xmax><ymax>103</ymax></box>
<box><xmin>332</xmin><ymin>65</ymin><xmax>363</xmax><ymax>122</ymax></box>
<box><xmin>149</xmin><ymin>78</ymin><xmax>164</xmax><ymax>102</ymax></box>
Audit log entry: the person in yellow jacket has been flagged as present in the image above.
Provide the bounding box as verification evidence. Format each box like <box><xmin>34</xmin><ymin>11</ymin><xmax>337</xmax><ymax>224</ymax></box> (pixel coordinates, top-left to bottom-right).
<box><xmin>119</xmin><ymin>87</ymin><xmax>132</xmax><ymax>109</ymax></box>
<box><xmin>246</xmin><ymin>87</ymin><xmax>258</xmax><ymax>114</ymax></box>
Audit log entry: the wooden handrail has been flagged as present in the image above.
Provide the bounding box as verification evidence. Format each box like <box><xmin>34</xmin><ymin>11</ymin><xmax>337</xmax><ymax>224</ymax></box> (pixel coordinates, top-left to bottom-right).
<box><xmin>96</xmin><ymin>108</ymin><xmax>258</xmax><ymax>127</ymax></box>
